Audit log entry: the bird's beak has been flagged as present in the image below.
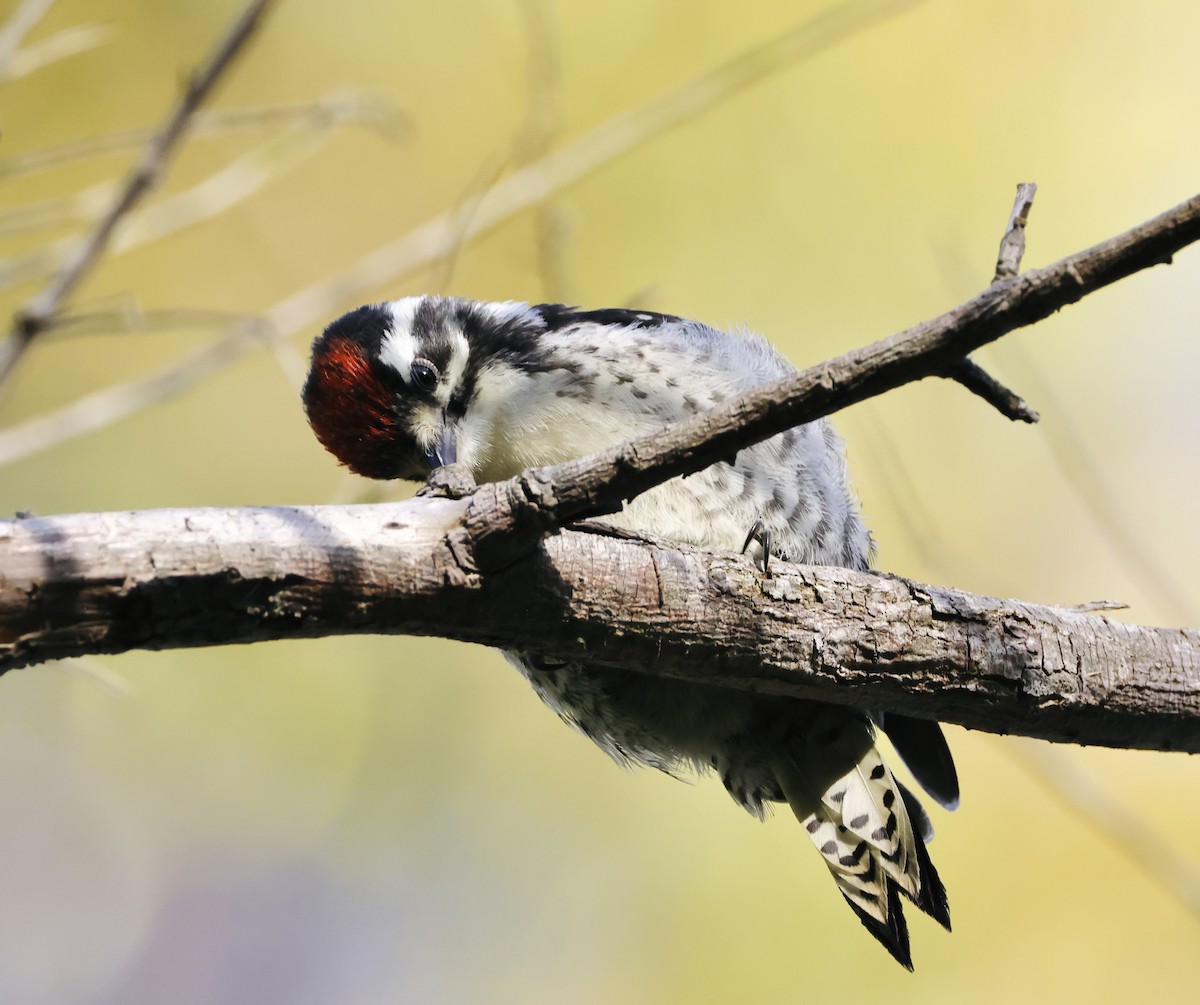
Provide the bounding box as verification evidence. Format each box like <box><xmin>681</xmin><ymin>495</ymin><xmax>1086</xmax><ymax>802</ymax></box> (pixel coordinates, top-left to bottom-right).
<box><xmin>425</xmin><ymin>419</ymin><xmax>458</xmax><ymax>470</ymax></box>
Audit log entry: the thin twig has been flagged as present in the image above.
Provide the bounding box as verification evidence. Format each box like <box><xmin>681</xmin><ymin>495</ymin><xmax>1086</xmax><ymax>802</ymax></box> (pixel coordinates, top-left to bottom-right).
<box><xmin>994</xmin><ymin>182</ymin><xmax>1038</xmax><ymax>281</ymax></box>
<box><xmin>430</xmin><ymin>0</ymin><xmax>570</xmax><ymax>297</ymax></box>
<box><xmin>264</xmin><ymin>0</ymin><xmax>930</xmax><ymax>331</ymax></box>
<box><xmin>942</xmin><ymin>182</ymin><xmax>1041</xmax><ymax>423</ymax></box>
<box><xmin>53</xmin><ymin>657</ymin><xmax>135</xmax><ymax>697</ymax></box>
<box><xmin>108</xmin><ymin>127</ymin><xmax>325</xmax><ymax>252</ymax></box>
<box><xmin>1070</xmin><ymin>600</ymin><xmax>1130</xmax><ymax>613</ymax></box>
<box><xmin>46</xmin><ymin>304</ymin><xmax>265</xmax><ymax>338</ymax></box>
<box><xmin>0</xmin><ymin>0</ymin><xmax>276</xmax><ymax>387</ymax></box>
<box><xmin>0</xmin><ymin>181</ymin><xmax>111</xmax><ymax>236</ymax></box>
<box><xmin>944</xmin><ymin>355</ymin><xmax>1039</xmax><ymax>422</ymax></box>
<box><xmin>429</xmin><ymin>154</ymin><xmax>510</xmax><ymax>295</ymax></box>
<box><xmin>515</xmin><ymin>0</ymin><xmax>573</xmax><ymax>301</ymax></box>
<box><xmin>851</xmin><ymin>406</ymin><xmax>989</xmax><ymax>583</ymax></box>
<box><xmin>925</xmin><ymin>200</ymin><xmax>1193</xmax><ymax>625</ymax></box>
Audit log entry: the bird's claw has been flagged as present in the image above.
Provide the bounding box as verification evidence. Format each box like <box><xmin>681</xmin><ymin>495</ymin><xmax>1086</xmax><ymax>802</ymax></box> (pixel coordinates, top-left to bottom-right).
<box><xmin>741</xmin><ymin>519</ymin><xmax>772</xmax><ymax>577</ymax></box>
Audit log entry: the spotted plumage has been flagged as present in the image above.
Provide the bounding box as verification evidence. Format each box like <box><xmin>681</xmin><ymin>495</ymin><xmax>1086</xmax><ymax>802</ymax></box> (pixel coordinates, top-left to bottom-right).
<box><xmin>303</xmin><ymin>295</ymin><xmax>958</xmax><ymax>968</ymax></box>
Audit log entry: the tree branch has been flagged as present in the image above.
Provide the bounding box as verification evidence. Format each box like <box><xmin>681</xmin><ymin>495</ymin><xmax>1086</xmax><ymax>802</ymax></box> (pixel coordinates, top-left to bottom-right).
<box><xmin>1</xmin><ymin>501</ymin><xmax>1196</xmax><ymax>752</ymax></box>
<box><xmin>940</xmin><ymin>355</ymin><xmax>1039</xmax><ymax>423</ymax></box>
<box><xmin>993</xmin><ymin>181</ymin><xmax>1038</xmax><ymax>281</ymax></box>
<box><xmin>940</xmin><ymin>181</ymin><xmax>1041</xmax><ymax>422</ymax></box>
<box><xmin>478</xmin><ymin>191</ymin><xmax>1200</xmax><ymax>539</ymax></box>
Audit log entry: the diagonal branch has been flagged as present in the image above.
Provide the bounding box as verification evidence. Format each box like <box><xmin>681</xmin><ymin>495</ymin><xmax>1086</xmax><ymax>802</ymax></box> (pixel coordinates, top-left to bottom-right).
<box><xmin>940</xmin><ymin>355</ymin><xmax>1039</xmax><ymax>423</ymax></box>
<box><xmin>477</xmin><ymin>192</ymin><xmax>1200</xmax><ymax>543</ymax></box>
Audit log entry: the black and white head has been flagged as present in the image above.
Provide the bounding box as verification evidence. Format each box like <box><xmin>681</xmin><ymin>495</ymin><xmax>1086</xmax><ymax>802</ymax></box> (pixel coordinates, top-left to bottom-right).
<box><xmin>302</xmin><ymin>297</ymin><xmax>540</xmax><ymax>480</ymax></box>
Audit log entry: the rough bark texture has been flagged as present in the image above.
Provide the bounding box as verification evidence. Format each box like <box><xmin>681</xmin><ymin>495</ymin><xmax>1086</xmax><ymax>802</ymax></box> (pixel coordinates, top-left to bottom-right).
<box><xmin>2</xmin><ymin>501</ymin><xmax>1197</xmax><ymax>753</ymax></box>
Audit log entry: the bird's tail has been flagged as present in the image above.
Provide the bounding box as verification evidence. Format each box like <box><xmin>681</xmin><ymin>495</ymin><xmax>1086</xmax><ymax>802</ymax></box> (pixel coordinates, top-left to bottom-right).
<box><xmin>770</xmin><ymin>708</ymin><xmax>950</xmax><ymax>970</ymax></box>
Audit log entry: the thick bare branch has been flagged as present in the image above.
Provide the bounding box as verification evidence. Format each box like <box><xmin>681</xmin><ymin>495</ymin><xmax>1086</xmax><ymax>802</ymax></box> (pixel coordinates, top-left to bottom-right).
<box><xmin>1</xmin><ymin>501</ymin><xmax>1196</xmax><ymax>753</ymax></box>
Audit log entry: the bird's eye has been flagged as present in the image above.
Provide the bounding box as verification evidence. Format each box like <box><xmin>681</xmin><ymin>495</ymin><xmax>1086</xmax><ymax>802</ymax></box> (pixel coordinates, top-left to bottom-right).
<box><xmin>410</xmin><ymin>359</ymin><xmax>438</xmax><ymax>391</ymax></box>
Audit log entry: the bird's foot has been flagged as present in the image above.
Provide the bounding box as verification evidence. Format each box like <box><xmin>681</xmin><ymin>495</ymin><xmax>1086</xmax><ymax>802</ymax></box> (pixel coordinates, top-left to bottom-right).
<box><xmin>741</xmin><ymin>519</ymin><xmax>773</xmax><ymax>577</ymax></box>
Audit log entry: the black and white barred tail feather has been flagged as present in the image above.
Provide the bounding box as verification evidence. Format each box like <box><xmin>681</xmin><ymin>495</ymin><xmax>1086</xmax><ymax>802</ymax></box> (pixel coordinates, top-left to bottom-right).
<box><xmin>769</xmin><ymin>709</ymin><xmax>950</xmax><ymax>970</ymax></box>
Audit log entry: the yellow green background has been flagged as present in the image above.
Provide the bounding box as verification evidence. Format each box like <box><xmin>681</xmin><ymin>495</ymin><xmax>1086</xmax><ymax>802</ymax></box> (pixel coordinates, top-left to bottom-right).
<box><xmin>1</xmin><ymin>1</ymin><xmax>1198</xmax><ymax>1001</ymax></box>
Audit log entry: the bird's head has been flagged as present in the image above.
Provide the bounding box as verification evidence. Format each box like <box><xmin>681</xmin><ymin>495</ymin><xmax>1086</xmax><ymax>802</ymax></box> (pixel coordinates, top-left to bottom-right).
<box><xmin>302</xmin><ymin>296</ymin><xmax>548</xmax><ymax>481</ymax></box>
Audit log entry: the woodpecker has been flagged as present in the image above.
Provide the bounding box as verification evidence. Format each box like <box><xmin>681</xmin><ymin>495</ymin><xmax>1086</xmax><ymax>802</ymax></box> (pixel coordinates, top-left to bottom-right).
<box><xmin>303</xmin><ymin>296</ymin><xmax>958</xmax><ymax>968</ymax></box>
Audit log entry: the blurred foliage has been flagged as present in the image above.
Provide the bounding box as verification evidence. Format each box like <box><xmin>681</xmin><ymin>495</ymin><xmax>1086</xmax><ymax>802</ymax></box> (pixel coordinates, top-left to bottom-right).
<box><xmin>1</xmin><ymin>1</ymin><xmax>1198</xmax><ymax>1002</ymax></box>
